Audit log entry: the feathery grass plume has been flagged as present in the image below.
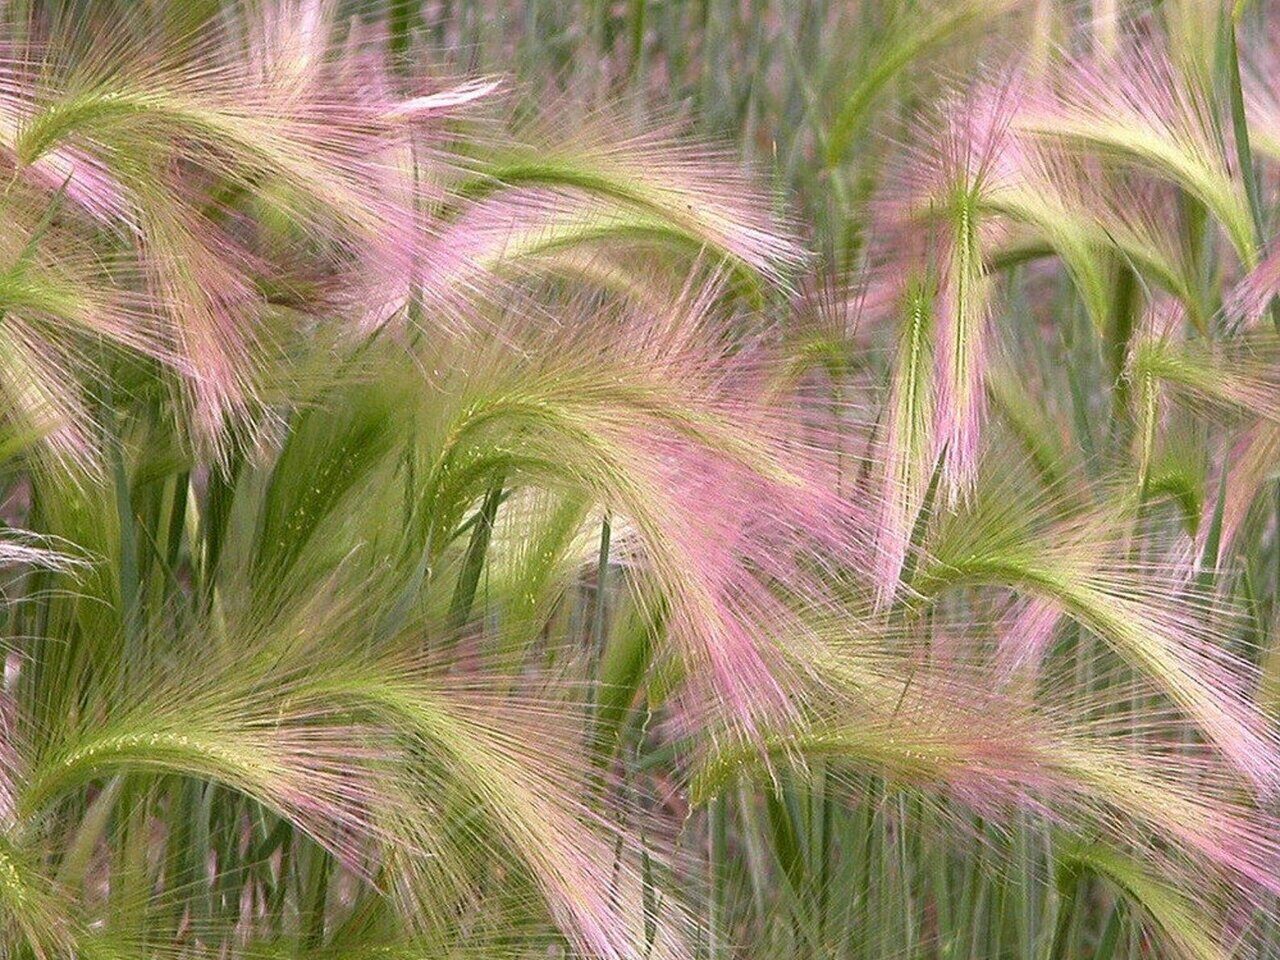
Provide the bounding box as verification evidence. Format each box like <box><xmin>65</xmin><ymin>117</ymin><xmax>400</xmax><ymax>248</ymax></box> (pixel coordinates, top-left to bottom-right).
<box><xmin>0</xmin><ymin>204</ymin><xmax>161</xmax><ymax>358</ymax></box>
<box><xmin>1165</xmin><ymin>0</ymin><xmax>1231</xmax><ymax>87</ymax></box>
<box><xmin>12</xmin><ymin>547</ymin><xmax>696</xmax><ymax>960</ymax></box>
<box><xmin>247</xmin><ymin>378</ymin><xmax>400</xmax><ymax>611</ymax></box>
<box><xmin>694</xmin><ymin>644</ymin><xmax>1280</xmax><ymax>923</ymax></box>
<box><xmin>259</xmin><ymin>563</ymin><xmax>700</xmax><ymax>960</ymax></box>
<box><xmin>412</xmin><ymin>187</ymin><xmax>775</xmax><ymax>324</ymax></box>
<box><xmin>7</xmin><ymin>1</ymin><xmax>1280</xmax><ymax>957</ymax></box>
<box><xmin>0</xmin><ymin>322</ymin><xmax>96</xmax><ymax>470</ymax></box>
<box><xmin>354</xmin><ymin>105</ymin><xmax>801</xmax><ymax>336</ymax></box>
<box><xmin>1205</xmin><ymin>423</ymin><xmax>1280</xmax><ymax>563</ymax></box>
<box><xmin>1226</xmin><ymin>238</ymin><xmax>1280</xmax><ymax>325</ymax></box>
<box><xmin>980</xmin><ymin>146</ymin><xmax>1116</xmax><ymax>331</ymax></box>
<box><xmin>1125</xmin><ymin>302</ymin><xmax>1280</xmax><ymax>515</ymax></box>
<box><xmin>987</xmin><ymin>147</ymin><xmax>1206</xmax><ymax>331</ymax></box>
<box><xmin>881</xmin><ymin>86</ymin><xmax>1011</xmax><ymax>502</ymax></box>
<box><xmin>769</xmin><ymin>272</ymin><xmax>875</xmax><ymax>538</ymax></box>
<box><xmin>1058</xmin><ymin>839</ymin><xmax>1231</xmax><ymax>960</ymax></box>
<box><xmin>0</xmin><ymin>528</ymin><xmax>84</xmax><ymax>586</ymax></box>
<box><xmin>823</xmin><ymin>0</ymin><xmax>1023</xmax><ymax>169</ymax></box>
<box><xmin>694</xmin><ymin>596</ymin><xmax>1280</xmax><ymax>955</ymax></box>
<box><xmin>1092</xmin><ymin>0</ymin><xmax>1123</xmax><ymax>58</ymax></box>
<box><xmin>401</xmin><ymin>283</ymin><xmax>873</xmax><ymax>737</ymax></box>
<box><xmin>327</xmin><ymin>667</ymin><xmax>697</xmax><ymax>960</ymax></box>
<box><xmin>910</xmin><ymin>452</ymin><xmax>1280</xmax><ymax>795</ymax></box>
<box><xmin>0</xmin><ymin>3</ymin><xmax>480</xmax><ymax>458</ymax></box>
<box><xmin>0</xmin><ymin>176</ymin><xmax>166</xmax><ymax>469</ymax></box>
<box><xmin>1128</xmin><ymin>308</ymin><xmax>1173</xmax><ymax>493</ymax></box>
<box><xmin>15</xmin><ymin>599</ymin><xmax>398</xmax><ymax>871</ymax></box>
<box><xmin>1142</xmin><ymin>419</ymin><xmax>1209</xmax><ymax>536</ymax></box>
<box><xmin>481</xmin><ymin>487</ymin><xmax>592</xmax><ymax>666</ymax></box>
<box><xmin>1086</xmin><ymin>179</ymin><xmax>1205</xmax><ymax>327</ymax></box>
<box><xmin>1129</xmin><ymin>304</ymin><xmax>1280</xmax><ymax>434</ymax></box>
<box><xmin>0</xmin><ymin>833</ymin><xmax>83</xmax><ymax>959</ymax></box>
<box><xmin>869</xmin><ymin>277</ymin><xmax>937</xmax><ymax>605</ymax></box>
<box><xmin>987</xmin><ymin>367</ymin><xmax>1083</xmax><ymax>500</ymax></box>
<box><xmin>1016</xmin><ymin>43</ymin><xmax>1259</xmax><ymax>269</ymax></box>
<box><xmin>453</xmin><ymin>111</ymin><xmax>804</xmax><ymax>287</ymax></box>
<box><xmin>1243</xmin><ymin>24</ymin><xmax>1280</xmax><ymax>168</ymax></box>
<box><xmin>771</xmin><ymin>271</ymin><xmax>865</xmax><ymax>403</ymax></box>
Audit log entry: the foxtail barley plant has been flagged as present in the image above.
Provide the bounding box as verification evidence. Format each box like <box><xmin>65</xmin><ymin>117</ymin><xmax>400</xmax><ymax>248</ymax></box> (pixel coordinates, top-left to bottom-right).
<box><xmin>1</xmin><ymin>0</ymin><xmax>1280</xmax><ymax>958</ymax></box>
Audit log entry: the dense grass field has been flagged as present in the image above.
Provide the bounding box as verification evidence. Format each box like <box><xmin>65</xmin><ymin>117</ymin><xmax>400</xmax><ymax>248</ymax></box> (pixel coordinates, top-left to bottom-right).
<box><xmin>0</xmin><ymin>0</ymin><xmax>1279</xmax><ymax>957</ymax></box>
